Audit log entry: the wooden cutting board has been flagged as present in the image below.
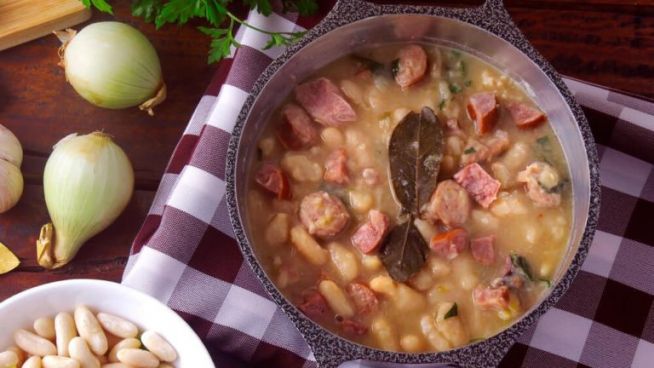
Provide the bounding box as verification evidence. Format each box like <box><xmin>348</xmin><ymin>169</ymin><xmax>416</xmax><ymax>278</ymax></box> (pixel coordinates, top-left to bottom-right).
<box><xmin>0</xmin><ymin>0</ymin><xmax>92</xmax><ymax>51</ymax></box>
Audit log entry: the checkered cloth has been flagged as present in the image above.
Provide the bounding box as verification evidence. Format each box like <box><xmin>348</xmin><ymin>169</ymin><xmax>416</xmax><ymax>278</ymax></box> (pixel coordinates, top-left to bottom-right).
<box><xmin>121</xmin><ymin>4</ymin><xmax>654</xmax><ymax>368</ymax></box>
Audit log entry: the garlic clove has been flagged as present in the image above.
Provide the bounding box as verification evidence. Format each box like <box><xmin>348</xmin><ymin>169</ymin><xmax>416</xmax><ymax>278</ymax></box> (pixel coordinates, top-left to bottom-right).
<box><xmin>0</xmin><ymin>241</ymin><xmax>20</xmax><ymax>274</ymax></box>
<box><xmin>0</xmin><ymin>124</ymin><xmax>23</xmax><ymax>167</ymax></box>
<box><xmin>0</xmin><ymin>159</ymin><xmax>24</xmax><ymax>214</ymax></box>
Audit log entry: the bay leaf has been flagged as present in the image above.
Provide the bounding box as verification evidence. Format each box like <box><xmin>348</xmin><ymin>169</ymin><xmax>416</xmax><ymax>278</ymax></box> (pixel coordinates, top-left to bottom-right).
<box><xmin>388</xmin><ymin>107</ymin><xmax>444</xmax><ymax>215</ymax></box>
<box><xmin>379</xmin><ymin>216</ymin><xmax>428</xmax><ymax>282</ymax></box>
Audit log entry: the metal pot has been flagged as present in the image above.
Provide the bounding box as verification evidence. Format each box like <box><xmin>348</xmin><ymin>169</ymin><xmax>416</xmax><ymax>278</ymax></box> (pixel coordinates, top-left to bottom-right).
<box><xmin>225</xmin><ymin>1</ymin><xmax>601</xmax><ymax>367</ymax></box>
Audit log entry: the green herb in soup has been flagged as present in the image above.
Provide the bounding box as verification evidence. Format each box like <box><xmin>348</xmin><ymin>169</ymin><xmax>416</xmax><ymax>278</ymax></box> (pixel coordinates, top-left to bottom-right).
<box><xmin>248</xmin><ymin>44</ymin><xmax>571</xmax><ymax>353</ymax></box>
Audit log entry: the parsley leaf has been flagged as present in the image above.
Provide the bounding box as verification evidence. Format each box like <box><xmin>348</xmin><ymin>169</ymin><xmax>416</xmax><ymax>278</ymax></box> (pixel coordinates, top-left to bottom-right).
<box><xmin>199</xmin><ymin>25</ymin><xmax>239</xmax><ymax>63</ymax></box>
<box><xmin>463</xmin><ymin>147</ymin><xmax>476</xmax><ymax>154</ymax></box>
<box><xmin>244</xmin><ymin>0</ymin><xmax>273</xmax><ymax>16</ymax></box>
<box><xmin>81</xmin><ymin>0</ymin><xmax>113</xmax><ymax>14</ymax></box>
<box><xmin>449</xmin><ymin>83</ymin><xmax>462</xmax><ymax>94</ymax></box>
<box><xmin>131</xmin><ymin>0</ymin><xmax>163</xmax><ymax>23</ymax></box>
<box><xmin>438</xmin><ymin>99</ymin><xmax>446</xmax><ymax>111</ymax></box>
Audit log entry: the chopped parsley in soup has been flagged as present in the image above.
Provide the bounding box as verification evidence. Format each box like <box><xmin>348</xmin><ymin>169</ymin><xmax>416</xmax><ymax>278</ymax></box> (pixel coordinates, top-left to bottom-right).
<box><xmin>247</xmin><ymin>44</ymin><xmax>571</xmax><ymax>352</ymax></box>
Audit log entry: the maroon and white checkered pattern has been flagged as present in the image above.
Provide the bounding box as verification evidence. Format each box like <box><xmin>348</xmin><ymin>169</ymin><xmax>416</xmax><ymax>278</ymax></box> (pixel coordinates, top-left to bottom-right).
<box><xmin>122</xmin><ymin>4</ymin><xmax>654</xmax><ymax>367</ymax></box>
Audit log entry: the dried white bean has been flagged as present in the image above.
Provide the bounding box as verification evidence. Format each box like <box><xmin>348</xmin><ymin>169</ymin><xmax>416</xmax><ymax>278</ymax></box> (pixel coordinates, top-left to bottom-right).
<box><xmin>157</xmin><ymin>364</ymin><xmax>174</xmax><ymax>368</ymax></box>
<box><xmin>34</xmin><ymin>318</ymin><xmax>56</xmax><ymax>340</ymax></box>
<box><xmin>116</xmin><ymin>348</ymin><xmax>159</xmax><ymax>368</ymax></box>
<box><xmin>74</xmin><ymin>306</ymin><xmax>108</xmax><ymax>356</ymax></box>
<box><xmin>95</xmin><ymin>355</ymin><xmax>107</xmax><ymax>365</ymax></box>
<box><xmin>21</xmin><ymin>356</ymin><xmax>42</xmax><ymax>368</ymax></box>
<box><xmin>140</xmin><ymin>331</ymin><xmax>177</xmax><ymax>363</ymax></box>
<box><xmin>41</xmin><ymin>356</ymin><xmax>80</xmax><ymax>368</ymax></box>
<box><xmin>108</xmin><ymin>338</ymin><xmax>140</xmax><ymax>363</ymax></box>
<box><xmin>96</xmin><ymin>313</ymin><xmax>138</xmax><ymax>339</ymax></box>
<box><xmin>68</xmin><ymin>337</ymin><xmax>100</xmax><ymax>368</ymax></box>
<box><xmin>54</xmin><ymin>313</ymin><xmax>77</xmax><ymax>357</ymax></box>
<box><xmin>101</xmin><ymin>364</ymin><xmax>130</xmax><ymax>368</ymax></box>
<box><xmin>7</xmin><ymin>346</ymin><xmax>25</xmax><ymax>366</ymax></box>
<box><xmin>0</xmin><ymin>351</ymin><xmax>18</xmax><ymax>368</ymax></box>
<box><xmin>14</xmin><ymin>329</ymin><xmax>57</xmax><ymax>357</ymax></box>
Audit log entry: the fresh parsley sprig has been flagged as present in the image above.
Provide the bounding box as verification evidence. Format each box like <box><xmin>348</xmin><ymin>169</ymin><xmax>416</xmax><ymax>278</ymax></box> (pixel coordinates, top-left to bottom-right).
<box><xmin>81</xmin><ymin>0</ymin><xmax>318</xmax><ymax>63</ymax></box>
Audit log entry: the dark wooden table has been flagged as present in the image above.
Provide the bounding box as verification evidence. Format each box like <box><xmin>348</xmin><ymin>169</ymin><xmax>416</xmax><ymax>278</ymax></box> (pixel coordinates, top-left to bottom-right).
<box><xmin>0</xmin><ymin>0</ymin><xmax>652</xmax><ymax>301</ymax></box>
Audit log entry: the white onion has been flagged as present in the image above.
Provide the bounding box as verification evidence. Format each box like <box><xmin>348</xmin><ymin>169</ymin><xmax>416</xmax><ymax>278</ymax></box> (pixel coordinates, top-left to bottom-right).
<box><xmin>56</xmin><ymin>22</ymin><xmax>165</xmax><ymax>115</ymax></box>
<box><xmin>37</xmin><ymin>132</ymin><xmax>134</xmax><ymax>269</ymax></box>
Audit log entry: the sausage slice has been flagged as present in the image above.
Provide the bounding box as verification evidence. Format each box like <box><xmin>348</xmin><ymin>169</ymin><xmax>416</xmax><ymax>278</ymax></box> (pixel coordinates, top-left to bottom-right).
<box><xmin>295</xmin><ymin>78</ymin><xmax>357</xmax><ymax>127</ymax></box>
<box><xmin>423</xmin><ymin>180</ymin><xmax>471</xmax><ymax>227</ymax></box>
<box><xmin>299</xmin><ymin>191</ymin><xmax>350</xmax><ymax>238</ymax></box>
<box><xmin>467</xmin><ymin>92</ymin><xmax>498</xmax><ymax>135</ymax></box>
<box><xmin>351</xmin><ymin>210</ymin><xmax>390</xmax><ymax>253</ymax></box>
<box><xmin>470</xmin><ymin>235</ymin><xmax>495</xmax><ymax>265</ymax></box>
<box><xmin>346</xmin><ymin>283</ymin><xmax>379</xmax><ymax>315</ymax></box>
<box><xmin>298</xmin><ymin>291</ymin><xmax>329</xmax><ymax>319</ymax></box>
<box><xmin>429</xmin><ymin>228</ymin><xmax>468</xmax><ymax>260</ymax></box>
<box><xmin>517</xmin><ymin>162</ymin><xmax>562</xmax><ymax>207</ymax></box>
<box><xmin>324</xmin><ymin>149</ymin><xmax>349</xmax><ymax>185</ymax></box>
<box><xmin>454</xmin><ymin>163</ymin><xmax>501</xmax><ymax>208</ymax></box>
<box><xmin>393</xmin><ymin>45</ymin><xmax>428</xmax><ymax>89</ymax></box>
<box><xmin>507</xmin><ymin>101</ymin><xmax>546</xmax><ymax>128</ymax></box>
<box><xmin>255</xmin><ymin>163</ymin><xmax>291</xmax><ymax>199</ymax></box>
<box><xmin>473</xmin><ymin>285</ymin><xmax>510</xmax><ymax>310</ymax></box>
<box><xmin>277</xmin><ymin>103</ymin><xmax>319</xmax><ymax>150</ymax></box>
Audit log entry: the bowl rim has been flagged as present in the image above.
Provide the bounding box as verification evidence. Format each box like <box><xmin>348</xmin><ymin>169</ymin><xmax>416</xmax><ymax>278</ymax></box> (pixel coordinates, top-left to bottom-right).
<box><xmin>225</xmin><ymin>1</ymin><xmax>601</xmax><ymax>367</ymax></box>
<box><xmin>0</xmin><ymin>279</ymin><xmax>215</xmax><ymax>367</ymax></box>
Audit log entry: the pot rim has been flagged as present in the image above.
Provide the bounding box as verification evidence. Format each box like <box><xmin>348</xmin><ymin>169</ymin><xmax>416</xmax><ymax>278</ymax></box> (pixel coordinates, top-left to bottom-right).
<box><xmin>225</xmin><ymin>1</ymin><xmax>601</xmax><ymax>367</ymax></box>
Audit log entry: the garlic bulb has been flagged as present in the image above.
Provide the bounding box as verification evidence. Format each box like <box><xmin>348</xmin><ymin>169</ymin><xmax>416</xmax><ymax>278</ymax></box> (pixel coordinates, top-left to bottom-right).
<box><xmin>37</xmin><ymin>132</ymin><xmax>134</xmax><ymax>269</ymax></box>
<box><xmin>0</xmin><ymin>124</ymin><xmax>24</xmax><ymax>213</ymax></box>
<box><xmin>0</xmin><ymin>124</ymin><xmax>23</xmax><ymax>167</ymax></box>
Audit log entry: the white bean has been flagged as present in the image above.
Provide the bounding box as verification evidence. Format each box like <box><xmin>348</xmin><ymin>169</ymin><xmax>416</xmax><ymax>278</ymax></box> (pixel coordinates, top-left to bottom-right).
<box><xmin>264</xmin><ymin>213</ymin><xmax>289</xmax><ymax>247</ymax></box>
<box><xmin>0</xmin><ymin>351</ymin><xmax>18</xmax><ymax>368</ymax></box>
<box><xmin>14</xmin><ymin>329</ymin><xmax>57</xmax><ymax>357</ymax></box>
<box><xmin>116</xmin><ymin>349</ymin><xmax>159</xmax><ymax>368</ymax></box>
<box><xmin>34</xmin><ymin>318</ymin><xmax>56</xmax><ymax>340</ymax></box>
<box><xmin>318</xmin><ymin>280</ymin><xmax>354</xmax><ymax>318</ymax></box>
<box><xmin>371</xmin><ymin>317</ymin><xmax>398</xmax><ymax>351</ymax></box>
<box><xmin>400</xmin><ymin>334</ymin><xmax>424</xmax><ymax>353</ymax></box>
<box><xmin>369</xmin><ymin>275</ymin><xmax>397</xmax><ymax>297</ymax></box>
<box><xmin>140</xmin><ymin>331</ymin><xmax>177</xmax><ymax>363</ymax></box>
<box><xmin>41</xmin><ymin>356</ymin><xmax>79</xmax><ymax>368</ymax></box>
<box><xmin>420</xmin><ymin>315</ymin><xmax>451</xmax><ymax>351</ymax></box>
<box><xmin>101</xmin><ymin>364</ymin><xmax>130</xmax><ymax>368</ymax></box>
<box><xmin>157</xmin><ymin>364</ymin><xmax>174</xmax><ymax>368</ymax></box>
<box><xmin>435</xmin><ymin>302</ymin><xmax>468</xmax><ymax>347</ymax></box>
<box><xmin>394</xmin><ymin>284</ymin><xmax>426</xmax><ymax>312</ymax></box>
<box><xmin>361</xmin><ymin>255</ymin><xmax>382</xmax><ymax>272</ymax></box>
<box><xmin>281</xmin><ymin>153</ymin><xmax>322</xmax><ymax>182</ymax></box>
<box><xmin>74</xmin><ymin>306</ymin><xmax>108</xmax><ymax>356</ymax></box>
<box><xmin>327</xmin><ymin>242</ymin><xmax>359</xmax><ymax>283</ymax></box>
<box><xmin>96</xmin><ymin>313</ymin><xmax>138</xmax><ymax>339</ymax></box>
<box><xmin>290</xmin><ymin>226</ymin><xmax>328</xmax><ymax>265</ymax></box>
<box><xmin>7</xmin><ymin>346</ymin><xmax>25</xmax><ymax>366</ymax></box>
<box><xmin>21</xmin><ymin>356</ymin><xmax>42</xmax><ymax>368</ymax></box>
<box><xmin>95</xmin><ymin>356</ymin><xmax>107</xmax><ymax>366</ymax></box>
<box><xmin>68</xmin><ymin>337</ymin><xmax>100</xmax><ymax>368</ymax></box>
<box><xmin>348</xmin><ymin>191</ymin><xmax>373</xmax><ymax>214</ymax></box>
<box><xmin>108</xmin><ymin>338</ymin><xmax>140</xmax><ymax>363</ymax></box>
<box><xmin>321</xmin><ymin>127</ymin><xmax>344</xmax><ymax>149</ymax></box>
<box><xmin>54</xmin><ymin>313</ymin><xmax>77</xmax><ymax>357</ymax></box>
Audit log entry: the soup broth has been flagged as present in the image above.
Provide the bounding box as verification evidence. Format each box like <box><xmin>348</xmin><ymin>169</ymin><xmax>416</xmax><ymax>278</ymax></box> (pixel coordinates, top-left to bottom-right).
<box><xmin>247</xmin><ymin>44</ymin><xmax>571</xmax><ymax>352</ymax></box>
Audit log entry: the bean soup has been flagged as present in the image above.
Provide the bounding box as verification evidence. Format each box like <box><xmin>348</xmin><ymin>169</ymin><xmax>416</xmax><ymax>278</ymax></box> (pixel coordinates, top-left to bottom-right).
<box><xmin>247</xmin><ymin>44</ymin><xmax>571</xmax><ymax>352</ymax></box>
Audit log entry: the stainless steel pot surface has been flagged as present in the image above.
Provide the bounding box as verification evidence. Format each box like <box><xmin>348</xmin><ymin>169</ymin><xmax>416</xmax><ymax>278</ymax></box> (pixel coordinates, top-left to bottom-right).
<box><xmin>225</xmin><ymin>1</ymin><xmax>601</xmax><ymax>367</ymax></box>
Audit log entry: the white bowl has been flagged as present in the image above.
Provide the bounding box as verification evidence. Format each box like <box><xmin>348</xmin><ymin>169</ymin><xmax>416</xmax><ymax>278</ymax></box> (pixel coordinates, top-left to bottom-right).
<box><xmin>0</xmin><ymin>279</ymin><xmax>214</xmax><ymax>367</ymax></box>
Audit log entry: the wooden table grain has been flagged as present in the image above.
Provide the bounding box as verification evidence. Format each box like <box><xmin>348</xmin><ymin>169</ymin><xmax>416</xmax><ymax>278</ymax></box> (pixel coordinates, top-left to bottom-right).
<box><xmin>0</xmin><ymin>0</ymin><xmax>652</xmax><ymax>301</ymax></box>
